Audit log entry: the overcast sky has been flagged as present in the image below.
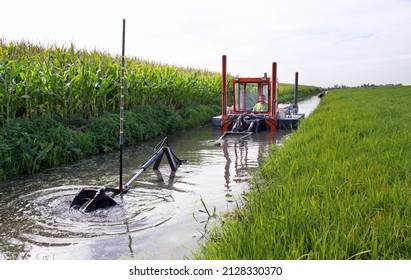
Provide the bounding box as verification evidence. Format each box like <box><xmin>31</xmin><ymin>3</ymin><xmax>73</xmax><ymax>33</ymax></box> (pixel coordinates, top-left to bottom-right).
<box><xmin>1</xmin><ymin>0</ymin><xmax>410</xmax><ymax>87</ymax></box>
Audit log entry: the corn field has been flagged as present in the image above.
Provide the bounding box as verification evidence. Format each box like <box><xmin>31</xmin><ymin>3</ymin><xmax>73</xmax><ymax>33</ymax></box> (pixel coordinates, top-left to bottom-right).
<box><xmin>0</xmin><ymin>40</ymin><xmax>222</xmax><ymax>124</ymax></box>
<box><xmin>0</xmin><ymin>40</ymin><xmax>324</xmax><ymax>126</ymax></box>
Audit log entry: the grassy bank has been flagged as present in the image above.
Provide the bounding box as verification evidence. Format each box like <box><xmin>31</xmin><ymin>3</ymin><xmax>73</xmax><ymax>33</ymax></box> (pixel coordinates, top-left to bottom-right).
<box><xmin>0</xmin><ymin>103</ymin><xmax>219</xmax><ymax>181</ymax></box>
<box><xmin>197</xmin><ymin>86</ymin><xmax>411</xmax><ymax>259</ymax></box>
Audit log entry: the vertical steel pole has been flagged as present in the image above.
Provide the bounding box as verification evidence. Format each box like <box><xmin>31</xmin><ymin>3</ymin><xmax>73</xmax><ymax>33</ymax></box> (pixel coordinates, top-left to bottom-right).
<box><xmin>222</xmin><ymin>55</ymin><xmax>227</xmax><ymax>117</ymax></box>
<box><xmin>294</xmin><ymin>72</ymin><xmax>299</xmax><ymax>107</ymax></box>
<box><xmin>272</xmin><ymin>62</ymin><xmax>277</xmax><ymax>115</ymax></box>
<box><xmin>119</xmin><ymin>19</ymin><xmax>126</xmax><ymax>191</ymax></box>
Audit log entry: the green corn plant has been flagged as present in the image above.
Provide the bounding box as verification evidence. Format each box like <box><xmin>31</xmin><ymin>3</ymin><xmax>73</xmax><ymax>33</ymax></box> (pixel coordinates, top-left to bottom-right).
<box><xmin>1</xmin><ymin>40</ymin><xmax>321</xmax><ymax>125</ymax></box>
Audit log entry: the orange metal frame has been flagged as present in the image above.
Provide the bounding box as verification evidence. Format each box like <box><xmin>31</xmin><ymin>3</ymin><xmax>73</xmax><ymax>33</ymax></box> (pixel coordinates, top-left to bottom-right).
<box><xmin>221</xmin><ymin>55</ymin><xmax>277</xmax><ymax>132</ymax></box>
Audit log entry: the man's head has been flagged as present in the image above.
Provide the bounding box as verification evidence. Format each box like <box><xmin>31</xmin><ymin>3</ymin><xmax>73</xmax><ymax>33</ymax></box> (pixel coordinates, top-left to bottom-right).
<box><xmin>258</xmin><ymin>95</ymin><xmax>266</xmax><ymax>103</ymax></box>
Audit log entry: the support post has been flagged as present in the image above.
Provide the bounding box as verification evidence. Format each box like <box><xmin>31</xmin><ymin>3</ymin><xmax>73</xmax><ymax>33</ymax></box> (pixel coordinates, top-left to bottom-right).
<box><xmin>222</xmin><ymin>55</ymin><xmax>227</xmax><ymax>118</ymax></box>
<box><xmin>271</xmin><ymin>62</ymin><xmax>278</xmax><ymax>116</ymax></box>
<box><xmin>164</xmin><ymin>147</ymin><xmax>178</xmax><ymax>171</ymax></box>
<box><xmin>294</xmin><ymin>72</ymin><xmax>299</xmax><ymax>107</ymax></box>
<box><xmin>119</xmin><ymin>19</ymin><xmax>126</xmax><ymax>191</ymax></box>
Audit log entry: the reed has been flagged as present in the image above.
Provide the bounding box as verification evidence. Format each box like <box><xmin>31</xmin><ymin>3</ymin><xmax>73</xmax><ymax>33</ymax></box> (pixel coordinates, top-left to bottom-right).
<box><xmin>197</xmin><ymin>86</ymin><xmax>411</xmax><ymax>259</ymax></box>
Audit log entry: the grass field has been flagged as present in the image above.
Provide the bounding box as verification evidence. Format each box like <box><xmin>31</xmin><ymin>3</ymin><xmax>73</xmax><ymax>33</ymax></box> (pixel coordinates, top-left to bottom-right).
<box><xmin>197</xmin><ymin>86</ymin><xmax>411</xmax><ymax>259</ymax></box>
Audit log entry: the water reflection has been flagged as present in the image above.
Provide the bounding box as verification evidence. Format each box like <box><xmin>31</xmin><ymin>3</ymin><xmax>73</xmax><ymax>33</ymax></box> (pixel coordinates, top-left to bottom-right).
<box><xmin>220</xmin><ymin>129</ymin><xmax>287</xmax><ymax>192</ymax></box>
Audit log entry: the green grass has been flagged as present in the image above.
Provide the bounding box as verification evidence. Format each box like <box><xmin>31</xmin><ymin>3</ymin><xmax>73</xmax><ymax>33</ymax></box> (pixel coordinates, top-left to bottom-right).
<box><xmin>197</xmin><ymin>86</ymin><xmax>411</xmax><ymax>259</ymax></box>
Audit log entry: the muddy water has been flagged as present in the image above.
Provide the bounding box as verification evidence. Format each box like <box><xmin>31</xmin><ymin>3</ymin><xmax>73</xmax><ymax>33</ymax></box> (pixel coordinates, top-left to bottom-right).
<box><xmin>0</xmin><ymin>96</ymin><xmax>320</xmax><ymax>260</ymax></box>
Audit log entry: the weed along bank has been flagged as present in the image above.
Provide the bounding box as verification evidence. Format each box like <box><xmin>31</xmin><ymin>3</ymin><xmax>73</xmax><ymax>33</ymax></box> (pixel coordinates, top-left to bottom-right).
<box><xmin>197</xmin><ymin>86</ymin><xmax>411</xmax><ymax>260</ymax></box>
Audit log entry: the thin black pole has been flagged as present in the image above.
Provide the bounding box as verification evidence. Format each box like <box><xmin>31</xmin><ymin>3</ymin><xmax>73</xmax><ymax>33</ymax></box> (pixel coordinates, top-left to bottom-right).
<box><xmin>119</xmin><ymin>19</ymin><xmax>126</xmax><ymax>191</ymax></box>
<box><xmin>294</xmin><ymin>72</ymin><xmax>299</xmax><ymax>107</ymax></box>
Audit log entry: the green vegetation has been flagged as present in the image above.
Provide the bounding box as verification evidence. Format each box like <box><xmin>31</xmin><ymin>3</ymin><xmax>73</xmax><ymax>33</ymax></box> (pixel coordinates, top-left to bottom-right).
<box><xmin>0</xmin><ymin>104</ymin><xmax>182</xmax><ymax>180</ymax></box>
<box><xmin>0</xmin><ymin>40</ymin><xmax>221</xmax><ymax>123</ymax></box>
<box><xmin>277</xmin><ymin>83</ymin><xmax>323</xmax><ymax>103</ymax></box>
<box><xmin>197</xmin><ymin>86</ymin><xmax>411</xmax><ymax>259</ymax></box>
<box><xmin>0</xmin><ymin>40</ymin><xmax>222</xmax><ymax>180</ymax></box>
<box><xmin>0</xmin><ymin>40</ymin><xmax>320</xmax><ymax>181</ymax></box>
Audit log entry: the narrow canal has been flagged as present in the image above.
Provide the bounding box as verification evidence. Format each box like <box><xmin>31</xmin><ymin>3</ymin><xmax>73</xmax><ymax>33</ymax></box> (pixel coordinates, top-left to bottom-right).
<box><xmin>0</xmin><ymin>96</ymin><xmax>320</xmax><ymax>260</ymax></box>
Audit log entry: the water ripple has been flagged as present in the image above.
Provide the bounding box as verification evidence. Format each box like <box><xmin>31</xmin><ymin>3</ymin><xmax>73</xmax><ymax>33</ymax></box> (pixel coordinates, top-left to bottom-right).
<box><xmin>7</xmin><ymin>185</ymin><xmax>175</xmax><ymax>247</ymax></box>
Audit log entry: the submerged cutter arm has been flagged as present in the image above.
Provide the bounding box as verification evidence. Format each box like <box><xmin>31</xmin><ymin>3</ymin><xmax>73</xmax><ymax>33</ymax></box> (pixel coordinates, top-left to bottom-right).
<box><xmin>70</xmin><ymin>139</ymin><xmax>185</xmax><ymax>212</ymax></box>
<box><xmin>123</xmin><ymin>145</ymin><xmax>184</xmax><ymax>191</ymax></box>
